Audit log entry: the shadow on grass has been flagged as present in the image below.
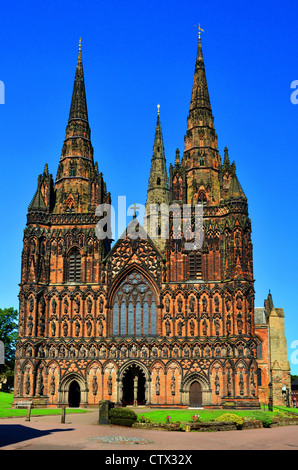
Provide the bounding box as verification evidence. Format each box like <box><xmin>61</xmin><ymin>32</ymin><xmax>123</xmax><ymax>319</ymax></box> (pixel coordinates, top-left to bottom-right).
<box><xmin>0</xmin><ymin>424</ymin><xmax>74</xmax><ymax>448</ymax></box>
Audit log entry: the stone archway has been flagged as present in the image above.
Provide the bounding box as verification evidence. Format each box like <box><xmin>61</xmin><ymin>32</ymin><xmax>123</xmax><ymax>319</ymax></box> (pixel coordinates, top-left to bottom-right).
<box><xmin>118</xmin><ymin>361</ymin><xmax>150</xmax><ymax>406</ymax></box>
<box><xmin>58</xmin><ymin>373</ymin><xmax>88</xmax><ymax>407</ymax></box>
<box><xmin>181</xmin><ymin>373</ymin><xmax>212</xmax><ymax>407</ymax></box>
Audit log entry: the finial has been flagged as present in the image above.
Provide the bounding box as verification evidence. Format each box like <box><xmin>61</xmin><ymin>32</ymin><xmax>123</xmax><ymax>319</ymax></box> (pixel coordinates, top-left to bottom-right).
<box><xmin>130</xmin><ymin>203</ymin><xmax>140</xmax><ymax>219</ymax></box>
<box><xmin>195</xmin><ymin>24</ymin><xmax>204</xmax><ymax>39</ymax></box>
<box><xmin>79</xmin><ymin>37</ymin><xmax>82</xmax><ymax>51</ymax></box>
<box><xmin>157</xmin><ymin>103</ymin><xmax>160</xmax><ymax>115</ymax></box>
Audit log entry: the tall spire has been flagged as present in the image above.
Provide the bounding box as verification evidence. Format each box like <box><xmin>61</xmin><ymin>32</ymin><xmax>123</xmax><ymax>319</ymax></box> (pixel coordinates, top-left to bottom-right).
<box><xmin>145</xmin><ymin>106</ymin><xmax>169</xmax><ymax>252</ymax></box>
<box><xmin>189</xmin><ymin>32</ymin><xmax>212</xmax><ymax>113</ymax></box>
<box><xmin>182</xmin><ymin>31</ymin><xmax>221</xmax><ymax>205</ymax></box>
<box><xmin>146</xmin><ymin>106</ymin><xmax>169</xmax><ymax>199</ymax></box>
<box><xmin>68</xmin><ymin>39</ymin><xmax>88</xmax><ymax>122</ymax></box>
<box><xmin>53</xmin><ymin>42</ymin><xmax>110</xmax><ymax>214</ymax></box>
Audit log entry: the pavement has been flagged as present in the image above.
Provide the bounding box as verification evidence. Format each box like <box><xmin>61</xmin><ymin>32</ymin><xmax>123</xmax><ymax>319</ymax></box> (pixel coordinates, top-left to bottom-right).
<box><xmin>0</xmin><ymin>408</ymin><xmax>298</xmax><ymax>453</ymax></box>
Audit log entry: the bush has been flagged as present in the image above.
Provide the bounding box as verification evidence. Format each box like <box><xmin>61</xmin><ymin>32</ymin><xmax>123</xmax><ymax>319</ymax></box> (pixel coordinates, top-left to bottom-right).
<box><xmin>253</xmin><ymin>412</ymin><xmax>273</xmax><ymax>428</ymax></box>
<box><xmin>215</xmin><ymin>413</ymin><xmax>243</xmax><ymax>428</ymax></box>
<box><xmin>109</xmin><ymin>407</ymin><xmax>138</xmax><ymax>427</ymax></box>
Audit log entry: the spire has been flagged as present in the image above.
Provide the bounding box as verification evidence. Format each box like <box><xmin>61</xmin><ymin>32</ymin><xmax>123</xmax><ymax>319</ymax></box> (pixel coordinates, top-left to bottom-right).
<box><xmin>189</xmin><ymin>33</ymin><xmax>212</xmax><ymax>113</ymax></box>
<box><xmin>145</xmin><ymin>106</ymin><xmax>169</xmax><ymax>252</ymax></box>
<box><xmin>28</xmin><ymin>164</ymin><xmax>54</xmax><ymax>212</ymax></box>
<box><xmin>68</xmin><ymin>39</ymin><xmax>88</xmax><ymax>122</ymax></box>
<box><xmin>53</xmin><ymin>42</ymin><xmax>110</xmax><ymax>214</ymax></box>
<box><xmin>147</xmin><ymin>106</ymin><xmax>169</xmax><ymax>196</ymax></box>
<box><xmin>183</xmin><ymin>31</ymin><xmax>221</xmax><ymax>205</ymax></box>
<box><xmin>223</xmin><ymin>147</ymin><xmax>230</xmax><ymax>167</ymax></box>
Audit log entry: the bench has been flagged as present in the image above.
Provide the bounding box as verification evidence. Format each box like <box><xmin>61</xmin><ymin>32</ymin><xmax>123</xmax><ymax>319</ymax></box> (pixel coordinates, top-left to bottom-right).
<box><xmin>15</xmin><ymin>401</ymin><xmax>33</xmax><ymax>409</ymax></box>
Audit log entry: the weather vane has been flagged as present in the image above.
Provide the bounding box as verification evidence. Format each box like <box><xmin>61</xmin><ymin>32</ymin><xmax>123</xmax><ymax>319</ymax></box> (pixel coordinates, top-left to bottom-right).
<box><xmin>195</xmin><ymin>24</ymin><xmax>204</xmax><ymax>39</ymax></box>
<box><xmin>79</xmin><ymin>37</ymin><xmax>82</xmax><ymax>50</ymax></box>
<box><xmin>157</xmin><ymin>103</ymin><xmax>160</xmax><ymax>115</ymax></box>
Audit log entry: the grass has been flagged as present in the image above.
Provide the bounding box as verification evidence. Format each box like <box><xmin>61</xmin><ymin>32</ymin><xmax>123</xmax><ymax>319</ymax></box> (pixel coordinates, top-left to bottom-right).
<box><xmin>0</xmin><ymin>392</ymin><xmax>89</xmax><ymax>418</ymax></box>
<box><xmin>136</xmin><ymin>407</ymin><xmax>298</xmax><ymax>424</ymax></box>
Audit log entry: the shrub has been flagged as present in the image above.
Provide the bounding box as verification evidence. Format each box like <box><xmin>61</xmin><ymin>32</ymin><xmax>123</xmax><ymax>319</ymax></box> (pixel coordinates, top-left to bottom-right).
<box><xmin>253</xmin><ymin>412</ymin><xmax>273</xmax><ymax>428</ymax></box>
<box><xmin>109</xmin><ymin>408</ymin><xmax>138</xmax><ymax>427</ymax></box>
<box><xmin>215</xmin><ymin>413</ymin><xmax>243</xmax><ymax>428</ymax></box>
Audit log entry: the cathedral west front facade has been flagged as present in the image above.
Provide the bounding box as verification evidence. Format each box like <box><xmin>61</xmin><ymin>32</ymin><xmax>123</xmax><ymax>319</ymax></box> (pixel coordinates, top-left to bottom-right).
<box><xmin>13</xmin><ymin>34</ymin><xmax>291</xmax><ymax>409</ymax></box>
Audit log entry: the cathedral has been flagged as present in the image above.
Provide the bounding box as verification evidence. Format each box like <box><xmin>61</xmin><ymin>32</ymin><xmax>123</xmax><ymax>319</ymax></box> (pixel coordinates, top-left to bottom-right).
<box><xmin>13</xmin><ymin>33</ymin><xmax>291</xmax><ymax>409</ymax></box>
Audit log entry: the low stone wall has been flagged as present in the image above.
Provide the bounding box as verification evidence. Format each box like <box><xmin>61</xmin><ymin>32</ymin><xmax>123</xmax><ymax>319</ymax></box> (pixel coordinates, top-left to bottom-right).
<box><xmin>270</xmin><ymin>417</ymin><xmax>298</xmax><ymax>427</ymax></box>
<box><xmin>133</xmin><ymin>417</ymin><xmax>298</xmax><ymax>432</ymax></box>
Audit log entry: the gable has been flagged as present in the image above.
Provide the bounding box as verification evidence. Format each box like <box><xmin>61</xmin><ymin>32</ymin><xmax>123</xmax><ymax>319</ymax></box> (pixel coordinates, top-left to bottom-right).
<box><xmin>104</xmin><ymin>223</ymin><xmax>164</xmax><ymax>284</ymax></box>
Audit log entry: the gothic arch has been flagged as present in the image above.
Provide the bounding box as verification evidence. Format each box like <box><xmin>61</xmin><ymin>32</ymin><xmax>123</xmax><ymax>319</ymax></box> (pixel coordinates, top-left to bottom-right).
<box><xmin>108</xmin><ymin>263</ymin><xmax>160</xmax><ymax>305</ymax></box>
<box><xmin>59</xmin><ymin>372</ymin><xmax>88</xmax><ymax>406</ymax></box>
<box><xmin>181</xmin><ymin>372</ymin><xmax>212</xmax><ymax>406</ymax></box>
<box><xmin>87</xmin><ymin>360</ymin><xmax>102</xmax><ymax>375</ymax></box>
<box><xmin>166</xmin><ymin>360</ymin><xmax>182</xmax><ymax>375</ymax></box>
<box><xmin>149</xmin><ymin>359</ymin><xmax>165</xmax><ymax>373</ymax></box>
<box><xmin>118</xmin><ymin>360</ymin><xmax>150</xmax><ymax>381</ymax></box>
<box><xmin>108</xmin><ymin>266</ymin><xmax>159</xmax><ymax>337</ymax></box>
<box><xmin>118</xmin><ymin>360</ymin><xmax>150</xmax><ymax>405</ymax></box>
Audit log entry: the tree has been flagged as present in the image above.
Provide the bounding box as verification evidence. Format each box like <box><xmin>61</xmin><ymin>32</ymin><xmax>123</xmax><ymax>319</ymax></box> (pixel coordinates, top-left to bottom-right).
<box><xmin>0</xmin><ymin>307</ymin><xmax>18</xmax><ymax>372</ymax></box>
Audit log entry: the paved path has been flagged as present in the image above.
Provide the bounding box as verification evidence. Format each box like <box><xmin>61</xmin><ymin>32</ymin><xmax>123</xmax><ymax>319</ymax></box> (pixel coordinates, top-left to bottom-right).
<box><xmin>0</xmin><ymin>410</ymin><xmax>298</xmax><ymax>451</ymax></box>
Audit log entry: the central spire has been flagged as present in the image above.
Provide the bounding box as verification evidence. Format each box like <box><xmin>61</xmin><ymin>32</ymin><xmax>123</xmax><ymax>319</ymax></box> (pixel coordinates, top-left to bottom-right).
<box><xmin>182</xmin><ymin>33</ymin><xmax>221</xmax><ymax>205</ymax></box>
<box><xmin>68</xmin><ymin>39</ymin><xmax>88</xmax><ymax>122</ymax></box>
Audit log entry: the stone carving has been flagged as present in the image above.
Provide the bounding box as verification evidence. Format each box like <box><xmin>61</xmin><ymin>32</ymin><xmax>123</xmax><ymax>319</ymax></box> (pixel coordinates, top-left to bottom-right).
<box><xmin>92</xmin><ymin>374</ymin><xmax>98</xmax><ymax>396</ymax></box>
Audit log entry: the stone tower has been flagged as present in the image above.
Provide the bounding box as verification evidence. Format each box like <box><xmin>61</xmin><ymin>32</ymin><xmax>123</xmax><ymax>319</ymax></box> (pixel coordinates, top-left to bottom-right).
<box><xmin>14</xmin><ymin>43</ymin><xmax>111</xmax><ymax>405</ymax></box>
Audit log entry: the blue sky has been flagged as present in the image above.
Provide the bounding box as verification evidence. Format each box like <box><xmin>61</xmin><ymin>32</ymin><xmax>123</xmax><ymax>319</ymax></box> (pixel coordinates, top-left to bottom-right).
<box><xmin>0</xmin><ymin>0</ymin><xmax>297</xmax><ymax>374</ymax></box>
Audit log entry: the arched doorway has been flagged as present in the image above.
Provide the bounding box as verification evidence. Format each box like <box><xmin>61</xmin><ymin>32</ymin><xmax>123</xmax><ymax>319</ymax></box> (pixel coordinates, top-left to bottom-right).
<box><xmin>122</xmin><ymin>365</ymin><xmax>146</xmax><ymax>406</ymax></box>
<box><xmin>189</xmin><ymin>381</ymin><xmax>202</xmax><ymax>407</ymax></box>
<box><xmin>69</xmin><ymin>380</ymin><xmax>81</xmax><ymax>407</ymax></box>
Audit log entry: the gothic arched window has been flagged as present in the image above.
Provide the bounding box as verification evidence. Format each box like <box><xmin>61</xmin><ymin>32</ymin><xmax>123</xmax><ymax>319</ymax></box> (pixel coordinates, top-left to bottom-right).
<box><xmin>68</xmin><ymin>247</ymin><xmax>81</xmax><ymax>282</ymax></box>
<box><xmin>256</xmin><ymin>338</ymin><xmax>263</xmax><ymax>359</ymax></box>
<box><xmin>112</xmin><ymin>270</ymin><xmax>157</xmax><ymax>336</ymax></box>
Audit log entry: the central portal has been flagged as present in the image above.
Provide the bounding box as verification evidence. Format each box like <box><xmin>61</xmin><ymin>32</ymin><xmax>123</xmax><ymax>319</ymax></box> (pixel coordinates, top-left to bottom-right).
<box><xmin>122</xmin><ymin>365</ymin><xmax>146</xmax><ymax>406</ymax></box>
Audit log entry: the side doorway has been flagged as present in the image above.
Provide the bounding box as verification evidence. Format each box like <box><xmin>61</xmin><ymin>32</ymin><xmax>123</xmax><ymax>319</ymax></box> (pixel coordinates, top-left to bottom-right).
<box><xmin>69</xmin><ymin>380</ymin><xmax>81</xmax><ymax>407</ymax></box>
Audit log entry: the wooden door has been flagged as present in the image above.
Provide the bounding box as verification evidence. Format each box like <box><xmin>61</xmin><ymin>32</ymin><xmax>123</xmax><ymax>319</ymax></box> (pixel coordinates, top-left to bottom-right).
<box><xmin>189</xmin><ymin>381</ymin><xmax>202</xmax><ymax>407</ymax></box>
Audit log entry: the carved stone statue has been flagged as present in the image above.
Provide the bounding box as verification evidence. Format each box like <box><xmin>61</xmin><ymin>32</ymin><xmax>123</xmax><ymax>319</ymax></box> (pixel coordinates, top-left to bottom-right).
<box><xmin>165</xmin><ymin>319</ymin><xmax>171</xmax><ymax>336</ymax></box>
<box><xmin>51</xmin><ymin>321</ymin><xmax>56</xmax><ymax>336</ymax></box>
<box><xmin>51</xmin><ymin>297</ymin><xmax>57</xmax><ymax>314</ymax></box>
<box><xmin>92</xmin><ymin>375</ymin><xmax>98</xmax><ymax>396</ymax></box>
<box><xmin>86</xmin><ymin>319</ymin><xmax>92</xmax><ymax>336</ymax></box>
<box><xmin>215</xmin><ymin>371</ymin><xmax>220</xmax><ymax>395</ymax></box>
<box><xmin>50</xmin><ymin>374</ymin><xmax>55</xmax><ymax>395</ymax></box>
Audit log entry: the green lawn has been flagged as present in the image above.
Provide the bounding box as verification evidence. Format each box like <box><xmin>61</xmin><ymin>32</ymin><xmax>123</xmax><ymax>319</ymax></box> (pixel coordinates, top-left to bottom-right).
<box><xmin>136</xmin><ymin>406</ymin><xmax>298</xmax><ymax>424</ymax></box>
<box><xmin>0</xmin><ymin>392</ymin><xmax>89</xmax><ymax>418</ymax></box>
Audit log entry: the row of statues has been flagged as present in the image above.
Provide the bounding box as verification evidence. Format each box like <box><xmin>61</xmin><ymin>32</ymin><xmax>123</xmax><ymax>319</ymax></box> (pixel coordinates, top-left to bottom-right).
<box><xmin>22</xmin><ymin>341</ymin><xmax>255</xmax><ymax>360</ymax></box>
